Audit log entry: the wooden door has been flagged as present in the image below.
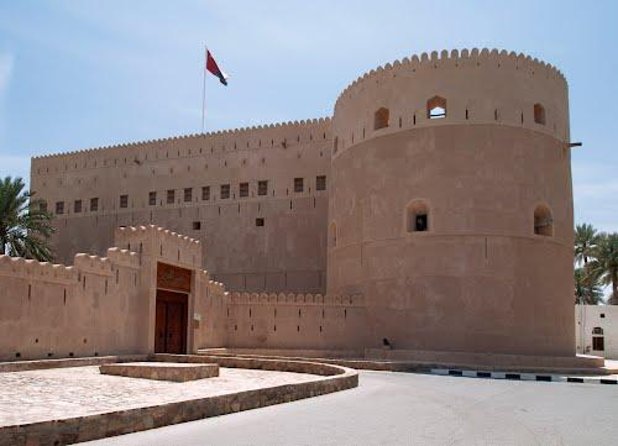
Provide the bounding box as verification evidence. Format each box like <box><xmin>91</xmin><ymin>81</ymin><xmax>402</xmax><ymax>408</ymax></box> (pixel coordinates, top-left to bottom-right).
<box><xmin>155</xmin><ymin>290</ymin><xmax>188</xmax><ymax>354</ymax></box>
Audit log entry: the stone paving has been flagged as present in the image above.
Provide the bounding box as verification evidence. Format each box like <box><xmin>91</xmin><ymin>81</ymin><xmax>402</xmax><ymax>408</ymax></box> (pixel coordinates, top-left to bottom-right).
<box><xmin>0</xmin><ymin>366</ymin><xmax>319</xmax><ymax>427</ymax></box>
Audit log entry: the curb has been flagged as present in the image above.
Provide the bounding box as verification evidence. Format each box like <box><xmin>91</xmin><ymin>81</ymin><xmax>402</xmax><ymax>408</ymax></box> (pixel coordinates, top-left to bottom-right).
<box><xmin>430</xmin><ymin>368</ymin><xmax>618</xmax><ymax>385</ymax></box>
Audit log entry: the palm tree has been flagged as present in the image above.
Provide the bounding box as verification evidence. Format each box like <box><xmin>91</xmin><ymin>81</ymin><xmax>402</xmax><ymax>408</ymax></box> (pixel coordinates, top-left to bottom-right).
<box><xmin>575</xmin><ymin>223</ymin><xmax>599</xmax><ymax>265</ymax></box>
<box><xmin>574</xmin><ymin>267</ymin><xmax>604</xmax><ymax>305</ymax></box>
<box><xmin>0</xmin><ymin>176</ymin><xmax>55</xmax><ymax>261</ymax></box>
<box><xmin>589</xmin><ymin>232</ymin><xmax>618</xmax><ymax>305</ymax></box>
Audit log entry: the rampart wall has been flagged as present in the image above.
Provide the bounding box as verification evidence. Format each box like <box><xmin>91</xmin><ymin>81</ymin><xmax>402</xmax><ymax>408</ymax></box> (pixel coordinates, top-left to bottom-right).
<box><xmin>30</xmin><ymin>118</ymin><xmax>332</xmax><ymax>294</ymax></box>
<box><xmin>0</xmin><ymin>249</ymin><xmax>144</xmax><ymax>361</ymax></box>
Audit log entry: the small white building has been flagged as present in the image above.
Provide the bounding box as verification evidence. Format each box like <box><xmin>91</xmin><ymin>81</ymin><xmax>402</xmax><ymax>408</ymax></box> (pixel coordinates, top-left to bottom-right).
<box><xmin>575</xmin><ymin>305</ymin><xmax>617</xmax><ymax>359</ymax></box>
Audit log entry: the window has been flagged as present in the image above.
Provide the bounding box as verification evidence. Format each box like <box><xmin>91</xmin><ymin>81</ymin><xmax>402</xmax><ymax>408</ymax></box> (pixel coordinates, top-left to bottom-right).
<box><xmin>533</xmin><ymin>204</ymin><xmax>553</xmax><ymax>236</ymax></box>
<box><xmin>220</xmin><ymin>184</ymin><xmax>230</xmax><ymax>199</ymax></box>
<box><xmin>55</xmin><ymin>201</ymin><xmax>64</xmax><ymax>215</ymax></box>
<box><xmin>427</xmin><ymin>96</ymin><xmax>447</xmax><ymax>119</ymax></box>
<box><xmin>202</xmin><ymin>186</ymin><xmax>210</xmax><ymax>201</ymax></box>
<box><xmin>592</xmin><ymin>327</ymin><xmax>604</xmax><ymax>335</ymax></box>
<box><xmin>406</xmin><ymin>200</ymin><xmax>429</xmax><ymax>232</ymax></box>
<box><xmin>374</xmin><ymin>107</ymin><xmax>390</xmax><ymax>130</ymax></box>
<box><xmin>184</xmin><ymin>188</ymin><xmax>192</xmax><ymax>202</ymax></box>
<box><xmin>534</xmin><ymin>103</ymin><xmax>546</xmax><ymax>125</ymax></box>
<box><xmin>167</xmin><ymin>189</ymin><xmax>175</xmax><ymax>204</ymax></box>
<box><xmin>601</xmin><ymin>313</ymin><xmax>606</xmax><ymax>319</ymax></box>
<box><xmin>74</xmin><ymin>200</ymin><xmax>82</xmax><ymax>213</ymax></box>
<box><xmin>258</xmin><ymin>180</ymin><xmax>268</xmax><ymax>196</ymax></box>
<box><xmin>192</xmin><ymin>221</ymin><xmax>201</xmax><ymax>230</ymax></box>
<box><xmin>592</xmin><ymin>336</ymin><xmax>605</xmax><ymax>351</ymax></box>
<box><xmin>239</xmin><ymin>182</ymin><xmax>249</xmax><ymax>198</ymax></box>
<box><xmin>149</xmin><ymin>191</ymin><xmax>156</xmax><ymax>206</ymax></box>
<box><xmin>119</xmin><ymin>194</ymin><xmax>128</xmax><ymax>208</ymax></box>
<box><xmin>90</xmin><ymin>197</ymin><xmax>98</xmax><ymax>212</ymax></box>
<box><xmin>255</xmin><ymin>218</ymin><xmax>264</xmax><ymax>227</ymax></box>
<box><xmin>294</xmin><ymin>177</ymin><xmax>304</xmax><ymax>193</ymax></box>
<box><xmin>316</xmin><ymin>175</ymin><xmax>326</xmax><ymax>191</ymax></box>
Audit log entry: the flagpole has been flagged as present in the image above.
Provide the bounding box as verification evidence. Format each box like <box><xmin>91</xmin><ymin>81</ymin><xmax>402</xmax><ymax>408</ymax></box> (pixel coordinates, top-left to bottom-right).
<box><xmin>201</xmin><ymin>45</ymin><xmax>207</xmax><ymax>133</ymax></box>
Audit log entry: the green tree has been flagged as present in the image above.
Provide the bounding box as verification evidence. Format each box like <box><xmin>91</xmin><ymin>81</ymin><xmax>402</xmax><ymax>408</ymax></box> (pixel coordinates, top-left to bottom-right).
<box><xmin>574</xmin><ymin>267</ymin><xmax>604</xmax><ymax>305</ymax></box>
<box><xmin>575</xmin><ymin>223</ymin><xmax>599</xmax><ymax>265</ymax></box>
<box><xmin>0</xmin><ymin>176</ymin><xmax>54</xmax><ymax>261</ymax></box>
<box><xmin>589</xmin><ymin>232</ymin><xmax>618</xmax><ymax>305</ymax></box>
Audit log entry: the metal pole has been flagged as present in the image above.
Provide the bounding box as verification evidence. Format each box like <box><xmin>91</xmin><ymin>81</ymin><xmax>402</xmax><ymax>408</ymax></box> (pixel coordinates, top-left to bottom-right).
<box><xmin>201</xmin><ymin>45</ymin><xmax>207</xmax><ymax>133</ymax></box>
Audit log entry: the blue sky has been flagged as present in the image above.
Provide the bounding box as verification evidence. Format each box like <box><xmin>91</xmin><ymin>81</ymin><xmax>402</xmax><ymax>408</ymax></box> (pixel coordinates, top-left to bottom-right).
<box><xmin>0</xmin><ymin>0</ymin><xmax>616</xmax><ymax>232</ymax></box>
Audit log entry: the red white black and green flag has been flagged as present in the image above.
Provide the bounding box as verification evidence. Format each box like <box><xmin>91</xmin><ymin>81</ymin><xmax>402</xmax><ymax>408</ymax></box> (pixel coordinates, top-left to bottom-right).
<box><xmin>206</xmin><ymin>49</ymin><xmax>229</xmax><ymax>86</ymax></box>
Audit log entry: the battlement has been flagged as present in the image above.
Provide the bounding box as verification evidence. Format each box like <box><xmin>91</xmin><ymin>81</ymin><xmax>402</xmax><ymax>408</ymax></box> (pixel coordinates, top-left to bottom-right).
<box><xmin>105</xmin><ymin>248</ymin><xmax>141</xmax><ymax>269</ymax></box>
<box><xmin>31</xmin><ymin>117</ymin><xmax>332</xmax><ymax>168</ymax></box>
<box><xmin>113</xmin><ymin>225</ymin><xmax>203</xmax><ymax>268</ymax></box>
<box><xmin>226</xmin><ymin>292</ymin><xmax>365</xmax><ymax>307</ymax></box>
<box><xmin>335</xmin><ymin>48</ymin><xmax>565</xmax><ymax>110</ymax></box>
<box><xmin>73</xmin><ymin>253</ymin><xmax>113</xmax><ymax>276</ymax></box>
<box><xmin>0</xmin><ymin>255</ymin><xmax>76</xmax><ymax>284</ymax></box>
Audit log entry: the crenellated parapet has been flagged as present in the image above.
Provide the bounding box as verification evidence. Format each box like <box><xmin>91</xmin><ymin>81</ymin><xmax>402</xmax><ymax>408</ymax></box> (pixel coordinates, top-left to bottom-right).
<box><xmin>226</xmin><ymin>292</ymin><xmax>365</xmax><ymax>307</ymax></box>
<box><xmin>332</xmin><ymin>48</ymin><xmax>570</xmax><ymax>158</ymax></box>
<box><xmin>105</xmin><ymin>248</ymin><xmax>141</xmax><ymax>269</ymax></box>
<box><xmin>31</xmin><ymin>117</ymin><xmax>332</xmax><ymax>175</ymax></box>
<box><xmin>73</xmin><ymin>253</ymin><xmax>113</xmax><ymax>276</ymax></box>
<box><xmin>114</xmin><ymin>225</ymin><xmax>202</xmax><ymax>268</ymax></box>
<box><xmin>0</xmin><ymin>255</ymin><xmax>77</xmax><ymax>284</ymax></box>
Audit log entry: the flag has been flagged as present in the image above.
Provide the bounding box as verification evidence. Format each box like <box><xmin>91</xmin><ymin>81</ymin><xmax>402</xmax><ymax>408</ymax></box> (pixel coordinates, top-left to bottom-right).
<box><xmin>206</xmin><ymin>50</ymin><xmax>229</xmax><ymax>86</ymax></box>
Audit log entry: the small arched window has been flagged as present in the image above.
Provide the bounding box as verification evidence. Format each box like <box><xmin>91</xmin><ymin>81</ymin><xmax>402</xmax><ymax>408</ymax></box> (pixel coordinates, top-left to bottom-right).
<box><xmin>534</xmin><ymin>103</ymin><xmax>546</xmax><ymax>125</ymax></box>
<box><xmin>533</xmin><ymin>204</ymin><xmax>553</xmax><ymax>236</ymax></box>
<box><xmin>427</xmin><ymin>96</ymin><xmax>447</xmax><ymax>119</ymax></box>
<box><xmin>592</xmin><ymin>327</ymin><xmax>604</xmax><ymax>335</ymax></box>
<box><xmin>329</xmin><ymin>222</ymin><xmax>337</xmax><ymax>247</ymax></box>
<box><xmin>374</xmin><ymin>107</ymin><xmax>390</xmax><ymax>130</ymax></box>
<box><xmin>406</xmin><ymin>200</ymin><xmax>429</xmax><ymax>232</ymax></box>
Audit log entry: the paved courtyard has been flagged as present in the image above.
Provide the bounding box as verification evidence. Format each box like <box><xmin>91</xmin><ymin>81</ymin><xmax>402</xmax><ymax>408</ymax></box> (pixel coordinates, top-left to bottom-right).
<box><xmin>86</xmin><ymin>370</ymin><xmax>618</xmax><ymax>446</ymax></box>
<box><xmin>0</xmin><ymin>366</ymin><xmax>319</xmax><ymax>427</ymax></box>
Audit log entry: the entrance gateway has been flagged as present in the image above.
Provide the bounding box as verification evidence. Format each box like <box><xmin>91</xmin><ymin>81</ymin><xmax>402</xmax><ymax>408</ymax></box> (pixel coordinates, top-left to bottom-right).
<box><xmin>155</xmin><ymin>262</ymin><xmax>191</xmax><ymax>354</ymax></box>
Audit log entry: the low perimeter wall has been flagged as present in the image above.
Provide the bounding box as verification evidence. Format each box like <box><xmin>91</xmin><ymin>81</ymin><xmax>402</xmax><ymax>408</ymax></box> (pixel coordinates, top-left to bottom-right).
<box><xmin>0</xmin><ymin>355</ymin><xmax>357</xmax><ymax>446</ymax></box>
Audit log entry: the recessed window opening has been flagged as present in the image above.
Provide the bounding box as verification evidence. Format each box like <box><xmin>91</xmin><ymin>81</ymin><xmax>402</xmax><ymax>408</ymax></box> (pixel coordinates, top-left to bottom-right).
<box><xmin>167</xmin><ymin>189</ymin><xmax>175</xmax><ymax>204</ymax></box>
<box><xmin>593</xmin><ymin>327</ymin><xmax>604</xmax><ymax>335</ymax></box>
<box><xmin>74</xmin><ymin>200</ymin><xmax>82</xmax><ymax>213</ymax></box>
<box><xmin>192</xmin><ymin>221</ymin><xmax>201</xmax><ymax>230</ymax></box>
<box><xmin>533</xmin><ymin>204</ymin><xmax>553</xmax><ymax>236</ymax></box>
<box><xmin>220</xmin><ymin>184</ymin><xmax>230</xmax><ymax>199</ymax></box>
<box><xmin>239</xmin><ymin>182</ymin><xmax>249</xmax><ymax>198</ymax></box>
<box><xmin>406</xmin><ymin>200</ymin><xmax>429</xmax><ymax>232</ymax></box>
<box><xmin>149</xmin><ymin>192</ymin><xmax>156</xmax><ymax>206</ymax></box>
<box><xmin>316</xmin><ymin>175</ymin><xmax>326</xmax><ymax>191</ymax></box>
<box><xmin>427</xmin><ymin>96</ymin><xmax>447</xmax><ymax>119</ymax></box>
<box><xmin>534</xmin><ymin>103</ymin><xmax>546</xmax><ymax>125</ymax></box>
<box><xmin>374</xmin><ymin>107</ymin><xmax>390</xmax><ymax>130</ymax></box>
<box><xmin>255</xmin><ymin>218</ymin><xmax>265</xmax><ymax>227</ymax></box>
<box><xmin>593</xmin><ymin>336</ymin><xmax>605</xmax><ymax>351</ymax></box>
<box><xmin>258</xmin><ymin>181</ymin><xmax>268</xmax><ymax>196</ymax></box>
<box><xmin>202</xmin><ymin>186</ymin><xmax>210</xmax><ymax>200</ymax></box>
<box><xmin>184</xmin><ymin>188</ymin><xmax>192</xmax><ymax>202</ymax></box>
<box><xmin>294</xmin><ymin>177</ymin><xmax>304</xmax><ymax>193</ymax></box>
<box><xmin>119</xmin><ymin>194</ymin><xmax>128</xmax><ymax>208</ymax></box>
<box><xmin>465</xmin><ymin>109</ymin><xmax>469</xmax><ymax>120</ymax></box>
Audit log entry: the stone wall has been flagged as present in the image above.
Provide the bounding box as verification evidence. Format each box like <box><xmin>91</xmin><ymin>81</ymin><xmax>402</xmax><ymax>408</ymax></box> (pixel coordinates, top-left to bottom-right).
<box><xmin>0</xmin><ymin>249</ymin><xmax>145</xmax><ymax>361</ymax></box>
<box><xmin>30</xmin><ymin>119</ymin><xmax>331</xmax><ymax>294</ymax></box>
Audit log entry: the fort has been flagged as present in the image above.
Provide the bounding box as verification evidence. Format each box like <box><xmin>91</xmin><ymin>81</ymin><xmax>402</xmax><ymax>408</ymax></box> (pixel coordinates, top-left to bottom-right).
<box><xmin>1</xmin><ymin>48</ymin><xmax>597</xmax><ymax>369</ymax></box>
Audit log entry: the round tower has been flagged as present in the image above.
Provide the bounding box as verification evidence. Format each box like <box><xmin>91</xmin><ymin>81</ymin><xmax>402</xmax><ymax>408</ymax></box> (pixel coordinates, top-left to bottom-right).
<box><xmin>328</xmin><ymin>48</ymin><xmax>574</xmax><ymax>356</ymax></box>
